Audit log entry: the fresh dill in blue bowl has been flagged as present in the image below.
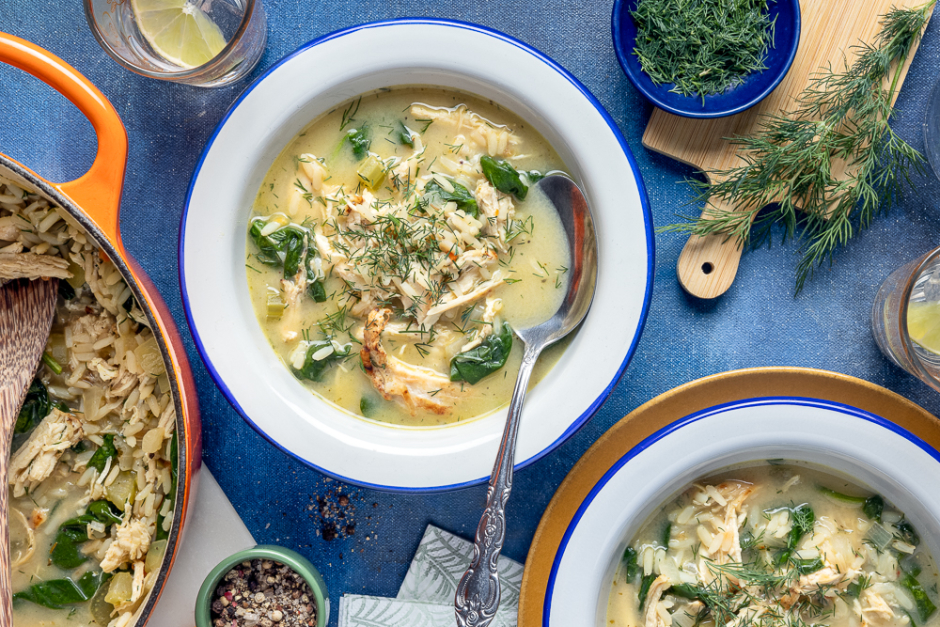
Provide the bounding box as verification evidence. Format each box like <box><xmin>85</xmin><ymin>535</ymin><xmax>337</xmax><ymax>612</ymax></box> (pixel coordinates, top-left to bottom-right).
<box><xmin>611</xmin><ymin>0</ymin><xmax>800</xmax><ymax>118</ymax></box>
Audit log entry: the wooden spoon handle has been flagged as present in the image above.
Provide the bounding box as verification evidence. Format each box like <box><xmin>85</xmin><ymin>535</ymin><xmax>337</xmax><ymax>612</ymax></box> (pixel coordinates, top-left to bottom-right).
<box><xmin>0</xmin><ymin>278</ymin><xmax>60</xmax><ymax>624</ymax></box>
<box><xmin>676</xmin><ymin>196</ymin><xmax>757</xmax><ymax>299</ymax></box>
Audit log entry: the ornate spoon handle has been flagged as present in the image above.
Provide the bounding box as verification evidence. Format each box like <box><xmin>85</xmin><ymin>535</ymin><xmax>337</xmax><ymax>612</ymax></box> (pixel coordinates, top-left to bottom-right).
<box><xmin>455</xmin><ymin>341</ymin><xmax>542</xmax><ymax>627</ymax></box>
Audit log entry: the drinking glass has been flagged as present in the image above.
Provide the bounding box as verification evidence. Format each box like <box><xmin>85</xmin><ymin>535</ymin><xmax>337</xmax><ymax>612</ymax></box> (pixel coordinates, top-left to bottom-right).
<box><xmin>872</xmin><ymin>246</ymin><xmax>940</xmax><ymax>393</ymax></box>
<box><xmin>84</xmin><ymin>0</ymin><xmax>266</xmax><ymax>87</ymax></box>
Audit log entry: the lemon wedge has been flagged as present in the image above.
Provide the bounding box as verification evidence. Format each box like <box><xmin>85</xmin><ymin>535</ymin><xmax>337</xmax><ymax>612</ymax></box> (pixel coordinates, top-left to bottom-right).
<box><xmin>907</xmin><ymin>301</ymin><xmax>940</xmax><ymax>354</ymax></box>
<box><xmin>131</xmin><ymin>0</ymin><xmax>227</xmax><ymax>69</ymax></box>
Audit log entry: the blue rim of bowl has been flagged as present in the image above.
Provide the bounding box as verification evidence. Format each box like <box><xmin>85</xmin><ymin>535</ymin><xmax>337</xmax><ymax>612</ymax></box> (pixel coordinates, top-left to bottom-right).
<box><xmin>541</xmin><ymin>395</ymin><xmax>940</xmax><ymax>626</ymax></box>
<box><xmin>610</xmin><ymin>0</ymin><xmax>801</xmax><ymax>119</ymax></box>
<box><xmin>179</xmin><ymin>17</ymin><xmax>655</xmax><ymax>493</ymax></box>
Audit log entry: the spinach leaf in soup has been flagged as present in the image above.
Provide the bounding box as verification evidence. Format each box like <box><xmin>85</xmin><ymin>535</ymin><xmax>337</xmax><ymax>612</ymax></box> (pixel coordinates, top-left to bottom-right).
<box><xmin>58</xmin><ymin>279</ymin><xmax>76</xmax><ymax>300</ymax></box>
<box><xmin>396</xmin><ymin>120</ymin><xmax>415</xmax><ymax>148</ymax></box>
<box><xmin>50</xmin><ymin>500</ymin><xmax>124</xmax><ymax>569</ymax></box>
<box><xmin>307</xmin><ymin>278</ymin><xmax>327</xmax><ymax>303</ymax></box>
<box><xmin>526</xmin><ymin>170</ymin><xmax>546</xmax><ymax>184</ymax></box>
<box><xmin>293</xmin><ymin>340</ymin><xmax>352</xmax><ymax>382</ymax></box>
<box><xmin>249</xmin><ymin>219</ymin><xmax>313</xmax><ymax>281</ymax></box>
<box><xmin>622</xmin><ymin>546</ymin><xmax>641</xmax><ymax>581</ymax></box>
<box><xmin>422</xmin><ymin>179</ymin><xmax>479</xmax><ymax>218</ymax></box>
<box><xmin>637</xmin><ymin>573</ymin><xmax>657</xmax><ymax>609</ymax></box>
<box><xmin>13</xmin><ymin>570</ymin><xmax>110</xmax><ymax>610</ymax></box>
<box><xmin>346</xmin><ymin>127</ymin><xmax>371</xmax><ymax>161</ymax></box>
<box><xmin>306</xmin><ymin>258</ymin><xmax>327</xmax><ymax>303</ymax></box>
<box><xmin>88</xmin><ymin>434</ymin><xmax>117</xmax><ymax>474</ymax></box>
<box><xmin>481</xmin><ymin>156</ymin><xmax>528</xmax><ymax>200</ymax></box>
<box><xmin>450</xmin><ymin>322</ymin><xmax>513</xmax><ymax>385</ymax></box>
<box><xmin>898</xmin><ymin>551</ymin><xmax>937</xmax><ymax>621</ymax></box>
<box><xmin>776</xmin><ymin>503</ymin><xmax>814</xmax><ymax>567</ymax></box>
<box><xmin>360</xmin><ymin>395</ymin><xmax>380</xmax><ymax>418</ymax></box>
<box><xmin>248</xmin><ymin>219</ymin><xmax>285</xmax><ymax>267</ymax></box>
<box><xmin>16</xmin><ymin>378</ymin><xmax>51</xmax><ymax>435</ymax></box>
<box><xmin>896</xmin><ymin>518</ymin><xmax>921</xmax><ymax>546</ymax></box>
<box><xmin>279</xmin><ymin>229</ymin><xmax>307</xmax><ymax>279</ymax></box>
<box><xmin>863</xmin><ymin>495</ymin><xmax>885</xmax><ymax>522</ymax></box>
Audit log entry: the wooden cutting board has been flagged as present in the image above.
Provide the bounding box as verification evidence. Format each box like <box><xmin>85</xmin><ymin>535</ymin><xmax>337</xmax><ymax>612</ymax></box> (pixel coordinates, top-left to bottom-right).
<box><xmin>643</xmin><ymin>0</ymin><xmax>929</xmax><ymax>299</ymax></box>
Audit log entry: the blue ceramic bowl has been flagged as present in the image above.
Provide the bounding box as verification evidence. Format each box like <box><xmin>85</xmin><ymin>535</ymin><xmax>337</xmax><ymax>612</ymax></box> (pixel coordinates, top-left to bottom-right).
<box><xmin>611</xmin><ymin>0</ymin><xmax>801</xmax><ymax>118</ymax></box>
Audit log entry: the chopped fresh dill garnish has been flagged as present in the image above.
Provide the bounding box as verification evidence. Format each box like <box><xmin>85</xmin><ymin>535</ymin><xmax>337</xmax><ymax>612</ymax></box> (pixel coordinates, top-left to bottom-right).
<box><xmin>340</xmin><ymin>96</ymin><xmax>361</xmax><ymax>131</ymax></box>
<box><xmin>659</xmin><ymin>1</ymin><xmax>936</xmax><ymax>293</ymax></box>
<box><xmin>630</xmin><ymin>0</ymin><xmax>777</xmax><ymax>100</ymax></box>
<box><xmin>506</xmin><ymin>216</ymin><xmax>534</xmax><ymax>242</ymax></box>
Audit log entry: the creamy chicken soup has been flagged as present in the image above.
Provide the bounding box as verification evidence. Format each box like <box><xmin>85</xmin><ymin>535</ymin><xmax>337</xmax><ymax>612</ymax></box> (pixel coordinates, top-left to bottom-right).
<box><xmin>245</xmin><ymin>87</ymin><xmax>572</xmax><ymax>427</ymax></box>
<box><xmin>607</xmin><ymin>463</ymin><xmax>939</xmax><ymax>627</ymax></box>
<box><xmin>0</xmin><ymin>177</ymin><xmax>177</xmax><ymax>627</ymax></box>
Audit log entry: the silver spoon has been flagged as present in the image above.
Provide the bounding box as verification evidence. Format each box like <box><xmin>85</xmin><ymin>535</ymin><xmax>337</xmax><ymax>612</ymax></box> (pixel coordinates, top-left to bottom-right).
<box><xmin>454</xmin><ymin>175</ymin><xmax>598</xmax><ymax>627</ymax></box>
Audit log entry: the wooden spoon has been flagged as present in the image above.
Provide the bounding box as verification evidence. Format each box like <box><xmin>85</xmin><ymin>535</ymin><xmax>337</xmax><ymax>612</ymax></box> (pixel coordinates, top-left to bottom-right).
<box><xmin>0</xmin><ymin>278</ymin><xmax>59</xmax><ymax>622</ymax></box>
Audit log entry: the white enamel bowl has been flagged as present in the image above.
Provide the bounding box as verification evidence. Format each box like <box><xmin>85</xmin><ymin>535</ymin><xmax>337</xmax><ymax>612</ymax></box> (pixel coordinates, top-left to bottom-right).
<box><xmin>180</xmin><ymin>19</ymin><xmax>653</xmax><ymax>491</ymax></box>
<box><xmin>544</xmin><ymin>397</ymin><xmax>940</xmax><ymax>626</ymax></box>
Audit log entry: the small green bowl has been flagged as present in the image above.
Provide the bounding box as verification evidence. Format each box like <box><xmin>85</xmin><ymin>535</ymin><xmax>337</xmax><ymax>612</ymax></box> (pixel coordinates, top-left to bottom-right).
<box><xmin>195</xmin><ymin>545</ymin><xmax>329</xmax><ymax>627</ymax></box>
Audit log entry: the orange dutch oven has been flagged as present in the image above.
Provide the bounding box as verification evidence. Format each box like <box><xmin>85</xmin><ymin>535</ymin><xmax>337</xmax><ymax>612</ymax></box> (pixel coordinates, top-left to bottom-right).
<box><xmin>0</xmin><ymin>32</ymin><xmax>202</xmax><ymax>625</ymax></box>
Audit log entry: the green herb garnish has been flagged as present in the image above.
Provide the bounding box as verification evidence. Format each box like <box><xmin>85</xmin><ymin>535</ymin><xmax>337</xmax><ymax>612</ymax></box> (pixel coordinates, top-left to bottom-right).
<box><xmin>661</xmin><ymin>1</ymin><xmax>935</xmax><ymax>293</ymax></box>
<box><xmin>629</xmin><ymin>0</ymin><xmax>776</xmax><ymax>99</ymax></box>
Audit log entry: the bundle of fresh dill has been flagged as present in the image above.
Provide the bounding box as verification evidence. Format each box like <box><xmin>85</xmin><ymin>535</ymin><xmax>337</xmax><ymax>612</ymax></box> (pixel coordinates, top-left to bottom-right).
<box><xmin>661</xmin><ymin>1</ymin><xmax>935</xmax><ymax>294</ymax></box>
<box><xmin>630</xmin><ymin>0</ymin><xmax>777</xmax><ymax>98</ymax></box>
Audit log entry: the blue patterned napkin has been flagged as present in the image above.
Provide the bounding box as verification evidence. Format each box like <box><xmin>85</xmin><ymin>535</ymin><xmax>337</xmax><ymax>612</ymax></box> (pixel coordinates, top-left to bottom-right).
<box><xmin>339</xmin><ymin>525</ymin><xmax>524</xmax><ymax>627</ymax></box>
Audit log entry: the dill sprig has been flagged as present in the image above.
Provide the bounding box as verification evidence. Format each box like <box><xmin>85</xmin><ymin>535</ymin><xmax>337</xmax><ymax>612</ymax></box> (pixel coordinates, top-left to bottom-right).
<box><xmin>660</xmin><ymin>1</ymin><xmax>934</xmax><ymax>294</ymax></box>
<box><xmin>689</xmin><ymin>560</ymin><xmax>833</xmax><ymax>627</ymax></box>
<box><xmin>630</xmin><ymin>0</ymin><xmax>777</xmax><ymax>99</ymax></box>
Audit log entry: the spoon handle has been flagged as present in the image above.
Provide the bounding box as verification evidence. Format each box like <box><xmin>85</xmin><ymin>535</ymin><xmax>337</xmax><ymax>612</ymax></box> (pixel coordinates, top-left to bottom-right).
<box><xmin>455</xmin><ymin>341</ymin><xmax>542</xmax><ymax>627</ymax></box>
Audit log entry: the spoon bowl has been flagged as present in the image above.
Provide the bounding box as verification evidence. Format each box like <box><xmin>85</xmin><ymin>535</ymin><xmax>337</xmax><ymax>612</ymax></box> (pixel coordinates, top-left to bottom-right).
<box><xmin>454</xmin><ymin>176</ymin><xmax>598</xmax><ymax>627</ymax></box>
<box><xmin>516</xmin><ymin>175</ymin><xmax>598</xmax><ymax>348</ymax></box>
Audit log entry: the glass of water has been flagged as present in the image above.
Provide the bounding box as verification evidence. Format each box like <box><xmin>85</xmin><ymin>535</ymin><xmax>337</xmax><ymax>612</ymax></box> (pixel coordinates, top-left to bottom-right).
<box><xmin>872</xmin><ymin>246</ymin><xmax>940</xmax><ymax>393</ymax></box>
<box><xmin>84</xmin><ymin>0</ymin><xmax>266</xmax><ymax>87</ymax></box>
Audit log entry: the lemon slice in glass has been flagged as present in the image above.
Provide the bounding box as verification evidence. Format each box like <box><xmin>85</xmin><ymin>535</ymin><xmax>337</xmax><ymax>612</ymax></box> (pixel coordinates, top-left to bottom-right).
<box><xmin>131</xmin><ymin>0</ymin><xmax>227</xmax><ymax>69</ymax></box>
<box><xmin>907</xmin><ymin>301</ymin><xmax>940</xmax><ymax>355</ymax></box>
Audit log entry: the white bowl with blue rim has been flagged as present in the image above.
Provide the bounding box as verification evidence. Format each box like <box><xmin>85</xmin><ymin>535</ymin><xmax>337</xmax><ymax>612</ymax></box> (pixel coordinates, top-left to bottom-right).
<box><xmin>543</xmin><ymin>396</ymin><xmax>940</xmax><ymax>626</ymax></box>
<box><xmin>180</xmin><ymin>19</ymin><xmax>653</xmax><ymax>492</ymax></box>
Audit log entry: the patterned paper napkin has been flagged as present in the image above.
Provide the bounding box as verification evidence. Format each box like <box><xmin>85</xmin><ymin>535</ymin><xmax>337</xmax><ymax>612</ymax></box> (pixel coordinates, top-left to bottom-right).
<box><xmin>338</xmin><ymin>525</ymin><xmax>524</xmax><ymax>627</ymax></box>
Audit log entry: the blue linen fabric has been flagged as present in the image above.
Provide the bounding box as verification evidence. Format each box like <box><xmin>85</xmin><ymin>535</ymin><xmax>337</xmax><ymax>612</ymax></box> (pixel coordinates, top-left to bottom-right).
<box><xmin>2</xmin><ymin>1</ymin><xmax>940</xmax><ymax>623</ymax></box>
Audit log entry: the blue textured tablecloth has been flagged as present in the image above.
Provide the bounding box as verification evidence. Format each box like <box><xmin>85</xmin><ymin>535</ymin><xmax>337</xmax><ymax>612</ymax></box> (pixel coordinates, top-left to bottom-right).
<box><xmin>3</xmin><ymin>1</ymin><xmax>940</xmax><ymax>623</ymax></box>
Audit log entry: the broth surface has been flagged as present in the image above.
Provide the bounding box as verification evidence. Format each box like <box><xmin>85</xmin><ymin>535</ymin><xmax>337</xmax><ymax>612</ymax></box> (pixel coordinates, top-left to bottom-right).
<box><xmin>607</xmin><ymin>463</ymin><xmax>940</xmax><ymax>627</ymax></box>
<box><xmin>246</xmin><ymin>87</ymin><xmax>571</xmax><ymax>426</ymax></box>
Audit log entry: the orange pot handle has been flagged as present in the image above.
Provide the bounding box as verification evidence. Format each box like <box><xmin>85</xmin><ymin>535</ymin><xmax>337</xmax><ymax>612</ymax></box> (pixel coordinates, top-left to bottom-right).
<box><xmin>0</xmin><ymin>32</ymin><xmax>127</xmax><ymax>248</ymax></box>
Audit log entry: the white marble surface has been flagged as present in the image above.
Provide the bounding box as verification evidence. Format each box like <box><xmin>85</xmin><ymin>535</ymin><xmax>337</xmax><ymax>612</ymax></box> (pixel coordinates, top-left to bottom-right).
<box><xmin>149</xmin><ymin>468</ymin><xmax>256</xmax><ymax>627</ymax></box>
